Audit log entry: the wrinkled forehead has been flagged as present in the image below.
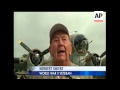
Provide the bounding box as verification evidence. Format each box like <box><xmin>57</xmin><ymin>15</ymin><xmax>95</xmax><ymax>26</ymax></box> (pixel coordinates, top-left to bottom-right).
<box><xmin>52</xmin><ymin>30</ymin><xmax>69</xmax><ymax>39</ymax></box>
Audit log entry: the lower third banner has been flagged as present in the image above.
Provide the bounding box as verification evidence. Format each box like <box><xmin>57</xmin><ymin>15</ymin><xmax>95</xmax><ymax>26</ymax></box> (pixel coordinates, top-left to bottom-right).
<box><xmin>28</xmin><ymin>71</ymin><xmax>106</xmax><ymax>76</ymax></box>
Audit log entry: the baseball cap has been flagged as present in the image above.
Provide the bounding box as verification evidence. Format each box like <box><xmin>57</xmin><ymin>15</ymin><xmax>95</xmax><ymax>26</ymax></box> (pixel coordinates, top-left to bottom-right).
<box><xmin>49</xmin><ymin>23</ymin><xmax>69</xmax><ymax>43</ymax></box>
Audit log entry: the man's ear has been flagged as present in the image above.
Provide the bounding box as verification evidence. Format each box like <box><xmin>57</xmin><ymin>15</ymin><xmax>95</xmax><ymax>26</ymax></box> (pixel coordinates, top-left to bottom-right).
<box><xmin>69</xmin><ymin>43</ymin><xmax>72</xmax><ymax>55</ymax></box>
<box><xmin>49</xmin><ymin>46</ymin><xmax>52</xmax><ymax>56</ymax></box>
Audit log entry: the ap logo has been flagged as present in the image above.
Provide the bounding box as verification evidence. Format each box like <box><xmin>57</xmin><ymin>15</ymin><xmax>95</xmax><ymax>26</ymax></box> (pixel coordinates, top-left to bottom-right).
<box><xmin>94</xmin><ymin>11</ymin><xmax>104</xmax><ymax>22</ymax></box>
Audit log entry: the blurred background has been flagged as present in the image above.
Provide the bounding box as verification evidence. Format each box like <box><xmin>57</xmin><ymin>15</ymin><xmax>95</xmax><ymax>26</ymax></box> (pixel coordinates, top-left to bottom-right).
<box><xmin>14</xmin><ymin>12</ymin><xmax>106</xmax><ymax>60</ymax></box>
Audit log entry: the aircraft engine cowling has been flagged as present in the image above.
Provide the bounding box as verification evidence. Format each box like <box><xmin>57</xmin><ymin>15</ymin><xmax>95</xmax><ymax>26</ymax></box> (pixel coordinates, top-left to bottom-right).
<box><xmin>27</xmin><ymin>49</ymin><xmax>44</xmax><ymax>66</ymax></box>
<box><xmin>70</xmin><ymin>34</ymin><xmax>89</xmax><ymax>56</ymax></box>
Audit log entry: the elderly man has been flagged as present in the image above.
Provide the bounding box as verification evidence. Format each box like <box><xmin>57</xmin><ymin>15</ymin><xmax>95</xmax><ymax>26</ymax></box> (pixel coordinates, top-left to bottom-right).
<box><xmin>48</xmin><ymin>23</ymin><xmax>73</xmax><ymax>66</ymax></box>
<box><xmin>38</xmin><ymin>23</ymin><xmax>92</xmax><ymax>79</ymax></box>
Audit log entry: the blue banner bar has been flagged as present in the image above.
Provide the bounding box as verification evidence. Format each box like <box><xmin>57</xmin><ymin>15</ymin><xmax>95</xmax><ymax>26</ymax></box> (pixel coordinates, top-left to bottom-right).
<box><xmin>28</xmin><ymin>71</ymin><xmax>106</xmax><ymax>76</ymax></box>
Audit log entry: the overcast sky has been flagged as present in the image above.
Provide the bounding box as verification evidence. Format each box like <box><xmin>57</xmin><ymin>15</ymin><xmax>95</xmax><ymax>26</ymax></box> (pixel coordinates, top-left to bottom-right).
<box><xmin>14</xmin><ymin>12</ymin><xmax>106</xmax><ymax>60</ymax></box>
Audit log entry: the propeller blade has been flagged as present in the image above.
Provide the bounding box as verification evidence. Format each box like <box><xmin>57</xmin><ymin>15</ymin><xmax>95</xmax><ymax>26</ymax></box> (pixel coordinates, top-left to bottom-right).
<box><xmin>40</xmin><ymin>48</ymin><xmax>49</xmax><ymax>56</ymax></box>
<box><xmin>89</xmin><ymin>41</ymin><xmax>92</xmax><ymax>44</ymax></box>
<box><xmin>18</xmin><ymin>40</ymin><xmax>34</xmax><ymax>55</ymax></box>
<box><xmin>100</xmin><ymin>51</ymin><xmax>106</xmax><ymax>58</ymax></box>
<box><xmin>14</xmin><ymin>58</ymin><xmax>19</xmax><ymax>63</ymax></box>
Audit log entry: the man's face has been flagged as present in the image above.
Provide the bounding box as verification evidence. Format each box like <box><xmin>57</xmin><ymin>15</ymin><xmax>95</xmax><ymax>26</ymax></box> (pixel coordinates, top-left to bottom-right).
<box><xmin>49</xmin><ymin>31</ymin><xmax>72</xmax><ymax>63</ymax></box>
